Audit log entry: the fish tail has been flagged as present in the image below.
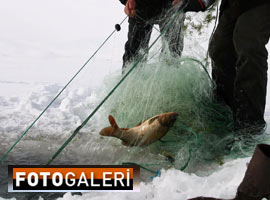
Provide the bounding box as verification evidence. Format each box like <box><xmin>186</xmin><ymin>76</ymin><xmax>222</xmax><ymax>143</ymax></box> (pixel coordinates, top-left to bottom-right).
<box><xmin>108</xmin><ymin>115</ymin><xmax>119</xmax><ymax>129</ymax></box>
<box><xmin>99</xmin><ymin>115</ymin><xmax>119</xmax><ymax>136</ymax></box>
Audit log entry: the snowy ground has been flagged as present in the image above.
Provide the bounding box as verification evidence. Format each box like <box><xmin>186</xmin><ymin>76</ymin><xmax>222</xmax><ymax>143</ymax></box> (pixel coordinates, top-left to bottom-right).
<box><xmin>0</xmin><ymin>0</ymin><xmax>270</xmax><ymax>200</ymax></box>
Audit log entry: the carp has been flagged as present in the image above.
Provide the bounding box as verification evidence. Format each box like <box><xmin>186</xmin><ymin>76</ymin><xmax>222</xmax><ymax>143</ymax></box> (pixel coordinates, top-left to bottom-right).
<box><xmin>99</xmin><ymin>112</ymin><xmax>178</xmax><ymax>146</ymax></box>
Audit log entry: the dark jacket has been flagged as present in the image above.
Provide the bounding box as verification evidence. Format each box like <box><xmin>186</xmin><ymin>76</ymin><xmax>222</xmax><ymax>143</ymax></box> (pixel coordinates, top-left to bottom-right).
<box><xmin>119</xmin><ymin>0</ymin><xmax>173</xmax><ymax>19</ymax></box>
<box><xmin>185</xmin><ymin>0</ymin><xmax>270</xmax><ymax>16</ymax></box>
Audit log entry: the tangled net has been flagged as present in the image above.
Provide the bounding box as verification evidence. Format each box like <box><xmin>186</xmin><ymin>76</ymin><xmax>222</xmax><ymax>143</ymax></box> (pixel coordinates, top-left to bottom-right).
<box><xmin>96</xmin><ymin>8</ymin><xmax>270</xmax><ymax>176</ymax></box>
<box><xmin>99</xmin><ymin>56</ymin><xmax>243</xmax><ymax>175</ymax></box>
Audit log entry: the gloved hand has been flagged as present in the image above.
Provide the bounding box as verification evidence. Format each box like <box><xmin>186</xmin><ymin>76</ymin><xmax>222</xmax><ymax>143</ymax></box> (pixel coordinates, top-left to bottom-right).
<box><xmin>124</xmin><ymin>0</ymin><xmax>136</xmax><ymax>18</ymax></box>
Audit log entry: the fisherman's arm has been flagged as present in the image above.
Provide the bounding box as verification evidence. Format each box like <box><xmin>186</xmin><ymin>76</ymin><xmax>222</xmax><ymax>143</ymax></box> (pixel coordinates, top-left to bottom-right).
<box><xmin>173</xmin><ymin>0</ymin><xmax>216</xmax><ymax>12</ymax></box>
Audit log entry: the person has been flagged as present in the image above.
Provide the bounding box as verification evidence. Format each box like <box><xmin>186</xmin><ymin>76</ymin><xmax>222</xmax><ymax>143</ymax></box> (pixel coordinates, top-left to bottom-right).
<box><xmin>119</xmin><ymin>0</ymin><xmax>185</xmax><ymax>72</ymax></box>
<box><xmin>175</xmin><ymin>0</ymin><xmax>270</xmax><ymax>133</ymax></box>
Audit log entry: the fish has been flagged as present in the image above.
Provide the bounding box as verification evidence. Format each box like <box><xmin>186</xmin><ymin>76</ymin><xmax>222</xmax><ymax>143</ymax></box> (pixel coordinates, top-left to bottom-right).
<box><xmin>99</xmin><ymin>112</ymin><xmax>178</xmax><ymax>146</ymax></box>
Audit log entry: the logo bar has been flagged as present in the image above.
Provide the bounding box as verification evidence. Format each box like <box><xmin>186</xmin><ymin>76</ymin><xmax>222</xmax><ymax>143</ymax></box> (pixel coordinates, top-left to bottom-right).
<box><xmin>9</xmin><ymin>165</ymin><xmax>140</xmax><ymax>192</ymax></box>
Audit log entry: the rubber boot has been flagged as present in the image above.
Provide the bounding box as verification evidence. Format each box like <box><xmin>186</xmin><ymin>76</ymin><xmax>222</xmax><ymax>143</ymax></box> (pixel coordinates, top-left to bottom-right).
<box><xmin>188</xmin><ymin>144</ymin><xmax>270</xmax><ymax>200</ymax></box>
<box><xmin>235</xmin><ymin>144</ymin><xmax>270</xmax><ymax>200</ymax></box>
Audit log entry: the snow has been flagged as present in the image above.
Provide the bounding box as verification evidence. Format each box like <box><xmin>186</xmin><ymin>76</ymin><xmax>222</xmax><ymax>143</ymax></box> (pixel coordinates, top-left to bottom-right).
<box><xmin>56</xmin><ymin>158</ymin><xmax>248</xmax><ymax>200</ymax></box>
<box><xmin>0</xmin><ymin>0</ymin><xmax>270</xmax><ymax>200</ymax></box>
<box><xmin>0</xmin><ymin>0</ymin><xmax>127</xmax><ymax>95</ymax></box>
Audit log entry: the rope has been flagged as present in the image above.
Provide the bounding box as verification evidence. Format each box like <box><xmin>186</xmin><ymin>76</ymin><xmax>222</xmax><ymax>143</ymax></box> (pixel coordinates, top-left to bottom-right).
<box><xmin>179</xmin><ymin>57</ymin><xmax>212</xmax><ymax>81</ymax></box>
<box><xmin>0</xmin><ymin>16</ymin><xmax>128</xmax><ymax>163</ymax></box>
<box><xmin>122</xmin><ymin>162</ymin><xmax>157</xmax><ymax>174</ymax></box>
<box><xmin>46</xmin><ymin>3</ymin><xmax>188</xmax><ymax>165</ymax></box>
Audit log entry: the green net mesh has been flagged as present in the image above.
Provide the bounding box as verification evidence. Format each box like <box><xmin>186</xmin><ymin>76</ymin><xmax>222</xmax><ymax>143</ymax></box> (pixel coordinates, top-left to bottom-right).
<box><xmin>99</xmin><ymin>56</ymin><xmax>224</xmax><ymax>173</ymax></box>
<box><xmin>98</xmin><ymin>52</ymin><xmax>270</xmax><ymax>176</ymax></box>
<box><xmin>94</xmin><ymin>8</ymin><xmax>270</xmax><ymax>177</ymax></box>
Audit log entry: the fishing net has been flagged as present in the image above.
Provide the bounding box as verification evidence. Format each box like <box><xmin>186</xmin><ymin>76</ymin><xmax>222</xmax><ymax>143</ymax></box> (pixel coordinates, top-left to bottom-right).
<box><xmin>95</xmin><ymin>7</ymin><xmax>270</xmax><ymax>177</ymax></box>
<box><xmin>99</xmin><ymin>57</ymin><xmax>221</xmax><ymax>174</ymax></box>
<box><xmin>39</xmin><ymin>5</ymin><xmax>270</xmax><ymax>178</ymax></box>
<box><xmin>99</xmin><ymin>56</ymin><xmax>270</xmax><ymax>178</ymax></box>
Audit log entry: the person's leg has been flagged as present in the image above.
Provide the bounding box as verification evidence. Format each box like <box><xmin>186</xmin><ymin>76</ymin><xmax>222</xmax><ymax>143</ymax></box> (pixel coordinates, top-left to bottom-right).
<box><xmin>158</xmin><ymin>11</ymin><xmax>185</xmax><ymax>58</ymax></box>
<box><xmin>233</xmin><ymin>4</ymin><xmax>270</xmax><ymax>130</ymax></box>
<box><xmin>122</xmin><ymin>17</ymin><xmax>152</xmax><ymax>71</ymax></box>
<box><xmin>209</xmin><ymin>9</ymin><xmax>238</xmax><ymax>109</ymax></box>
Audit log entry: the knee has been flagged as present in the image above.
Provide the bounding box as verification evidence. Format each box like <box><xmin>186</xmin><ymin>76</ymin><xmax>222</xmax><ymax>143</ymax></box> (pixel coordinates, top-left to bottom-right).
<box><xmin>233</xmin><ymin>36</ymin><xmax>268</xmax><ymax>63</ymax></box>
<box><xmin>209</xmin><ymin>37</ymin><xmax>234</xmax><ymax>65</ymax></box>
<box><xmin>233</xmin><ymin>22</ymin><xmax>268</xmax><ymax>57</ymax></box>
<box><xmin>233</xmin><ymin>33</ymin><xmax>254</xmax><ymax>56</ymax></box>
<box><xmin>233</xmin><ymin>27</ymin><xmax>269</xmax><ymax>73</ymax></box>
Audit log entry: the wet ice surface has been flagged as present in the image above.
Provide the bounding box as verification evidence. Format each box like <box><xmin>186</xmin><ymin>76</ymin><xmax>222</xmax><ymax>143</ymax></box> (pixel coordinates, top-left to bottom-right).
<box><xmin>1</xmin><ymin>0</ymin><xmax>270</xmax><ymax>200</ymax></box>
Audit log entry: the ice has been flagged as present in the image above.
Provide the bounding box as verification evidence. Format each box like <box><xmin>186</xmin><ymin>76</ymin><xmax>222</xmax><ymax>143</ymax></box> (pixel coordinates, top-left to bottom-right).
<box><xmin>57</xmin><ymin>158</ymin><xmax>249</xmax><ymax>200</ymax></box>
